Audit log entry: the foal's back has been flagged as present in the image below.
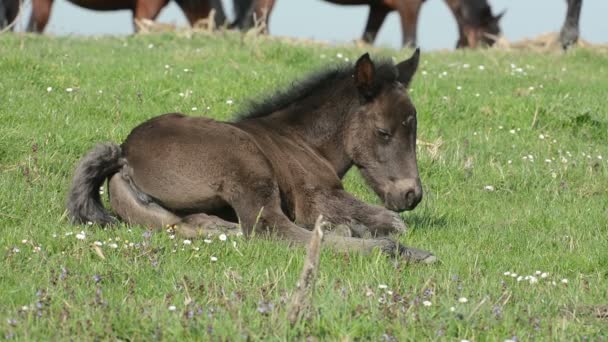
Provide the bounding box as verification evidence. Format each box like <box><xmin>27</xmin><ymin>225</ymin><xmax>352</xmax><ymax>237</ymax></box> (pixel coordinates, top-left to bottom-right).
<box><xmin>122</xmin><ymin>113</ymin><xmax>272</xmax><ymax>212</ymax></box>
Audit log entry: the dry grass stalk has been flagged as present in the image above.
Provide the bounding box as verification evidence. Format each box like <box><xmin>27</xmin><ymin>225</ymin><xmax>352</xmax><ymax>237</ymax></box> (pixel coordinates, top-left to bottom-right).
<box><xmin>192</xmin><ymin>9</ymin><xmax>218</xmax><ymax>33</ymax></box>
<box><xmin>91</xmin><ymin>244</ymin><xmax>106</xmax><ymax>260</ymax></box>
<box><xmin>492</xmin><ymin>32</ymin><xmax>607</xmax><ymax>53</ymax></box>
<box><xmin>417</xmin><ymin>137</ymin><xmax>443</xmax><ymax>161</ymax></box>
<box><xmin>134</xmin><ymin>18</ymin><xmax>176</xmax><ymax>34</ymax></box>
<box><xmin>243</xmin><ymin>8</ymin><xmax>268</xmax><ymax>39</ymax></box>
<box><xmin>287</xmin><ymin>214</ymin><xmax>326</xmax><ymax>325</ymax></box>
<box><xmin>135</xmin><ymin>9</ymin><xmax>219</xmax><ymax>37</ymax></box>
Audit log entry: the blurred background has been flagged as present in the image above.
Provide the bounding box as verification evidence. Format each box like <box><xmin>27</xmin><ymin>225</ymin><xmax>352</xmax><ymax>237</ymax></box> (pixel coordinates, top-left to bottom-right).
<box><xmin>10</xmin><ymin>0</ymin><xmax>608</xmax><ymax>50</ymax></box>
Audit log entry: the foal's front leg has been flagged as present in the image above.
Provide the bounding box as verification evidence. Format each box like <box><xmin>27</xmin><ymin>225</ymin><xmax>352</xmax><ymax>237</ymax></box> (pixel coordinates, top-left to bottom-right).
<box><xmin>299</xmin><ymin>189</ymin><xmax>435</xmax><ymax>263</ymax></box>
<box><xmin>309</xmin><ymin>189</ymin><xmax>407</xmax><ymax>238</ymax></box>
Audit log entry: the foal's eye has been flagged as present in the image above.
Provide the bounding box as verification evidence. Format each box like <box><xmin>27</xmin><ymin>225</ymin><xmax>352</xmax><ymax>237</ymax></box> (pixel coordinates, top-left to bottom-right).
<box><xmin>376</xmin><ymin>128</ymin><xmax>392</xmax><ymax>140</ymax></box>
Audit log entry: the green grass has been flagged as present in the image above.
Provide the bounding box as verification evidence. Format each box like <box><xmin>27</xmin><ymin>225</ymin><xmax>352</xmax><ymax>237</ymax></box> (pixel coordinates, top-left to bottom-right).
<box><xmin>1</xmin><ymin>32</ymin><xmax>607</xmax><ymax>340</ymax></box>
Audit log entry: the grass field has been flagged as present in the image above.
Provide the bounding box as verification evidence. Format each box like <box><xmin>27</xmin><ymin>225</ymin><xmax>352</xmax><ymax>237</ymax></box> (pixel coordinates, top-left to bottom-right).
<box><xmin>1</xmin><ymin>32</ymin><xmax>607</xmax><ymax>340</ymax></box>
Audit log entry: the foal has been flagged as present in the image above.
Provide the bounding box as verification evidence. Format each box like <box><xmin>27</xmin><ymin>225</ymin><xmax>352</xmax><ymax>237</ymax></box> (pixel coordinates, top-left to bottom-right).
<box><xmin>67</xmin><ymin>49</ymin><xmax>436</xmax><ymax>263</ymax></box>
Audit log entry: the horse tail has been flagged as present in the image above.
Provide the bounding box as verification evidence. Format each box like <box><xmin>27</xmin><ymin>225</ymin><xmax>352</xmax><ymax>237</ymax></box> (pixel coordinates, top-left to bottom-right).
<box><xmin>66</xmin><ymin>142</ymin><xmax>124</xmax><ymax>225</ymax></box>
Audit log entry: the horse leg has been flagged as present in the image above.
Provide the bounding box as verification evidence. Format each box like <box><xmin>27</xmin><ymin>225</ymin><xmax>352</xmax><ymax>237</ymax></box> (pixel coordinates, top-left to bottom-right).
<box><xmin>443</xmin><ymin>0</ymin><xmax>468</xmax><ymax>48</ymax></box>
<box><xmin>560</xmin><ymin>0</ymin><xmax>582</xmax><ymax>50</ymax></box>
<box><xmin>175</xmin><ymin>0</ymin><xmax>226</xmax><ymax>27</ymax></box>
<box><xmin>0</xmin><ymin>0</ymin><xmax>7</xmax><ymax>29</ymax></box>
<box><xmin>253</xmin><ymin>0</ymin><xmax>275</xmax><ymax>33</ymax></box>
<box><xmin>7</xmin><ymin>0</ymin><xmax>19</xmax><ymax>29</ymax></box>
<box><xmin>226</xmin><ymin>177</ymin><xmax>434</xmax><ymax>261</ymax></box>
<box><xmin>361</xmin><ymin>4</ymin><xmax>390</xmax><ymax>44</ymax></box>
<box><xmin>132</xmin><ymin>0</ymin><xmax>168</xmax><ymax>32</ymax></box>
<box><xmin>0</xmin><ymin>0</ymin><xmax>13</xmax><ymax>30</ymax></box>
<box><xmin>292</xmin><ymin>189</ymin><xmax>436</xmax><ymax>263</ymax></box>
<box><xmin>232</xmin><ymin>0</ymin><xmax>255</xmax><ymax>29</ymax></box>
<box><xmin>107</xmin><ymin>172</ymin><xmax>239</xmax><ymax>238</ymax></box>
<box><xmin>394</xmin><ymin>0</ymin><xmax>424</xmax><ymax>47</ymax></box>
<box><xmin>298</xmin><ymin>189</ymin><xmax>406</xmax><ymax>238</ymax></box>
<box><xmin>27</xmin><ymin>0</ymin><xmax>54</xmax><ymax>33</ymax></box>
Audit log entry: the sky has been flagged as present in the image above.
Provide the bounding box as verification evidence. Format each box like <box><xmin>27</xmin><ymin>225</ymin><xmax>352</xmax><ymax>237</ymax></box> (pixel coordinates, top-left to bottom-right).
<box><xmin>12</xmin><ymin>0</ymin><xmax>608</xmax><ymax>51</ymax></box>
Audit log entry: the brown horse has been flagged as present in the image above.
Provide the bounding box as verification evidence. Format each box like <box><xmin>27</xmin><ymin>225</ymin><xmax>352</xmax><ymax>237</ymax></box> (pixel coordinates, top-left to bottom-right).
<box><xmin>26</xmin><ymin>0</ymin><xmax>226</xmax><ymax>33</ymax></box>
<box><xmin>232</xmin><ymin>0</ymin><xmax>503</xmax><ymax>48</ymax></box>
<box><xmin>67</xmin><ymin>49</ymin><xmax>437</xmax><ymax>263</ymax></box>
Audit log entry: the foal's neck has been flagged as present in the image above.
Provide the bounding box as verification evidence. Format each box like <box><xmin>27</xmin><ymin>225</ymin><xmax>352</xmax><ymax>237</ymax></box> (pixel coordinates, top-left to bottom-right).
<box><xmin>265</xmin><ymin>81</ymin><xmax>357</xmax><ymax>178</ymax></box>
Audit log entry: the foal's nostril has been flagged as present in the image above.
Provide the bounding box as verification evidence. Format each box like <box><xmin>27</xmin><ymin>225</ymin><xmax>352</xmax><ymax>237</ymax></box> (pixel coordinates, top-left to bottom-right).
<box><xmin>405</xmin><ymin>190</ymin><xmax>416</xmax><ymax>207</ymax></box>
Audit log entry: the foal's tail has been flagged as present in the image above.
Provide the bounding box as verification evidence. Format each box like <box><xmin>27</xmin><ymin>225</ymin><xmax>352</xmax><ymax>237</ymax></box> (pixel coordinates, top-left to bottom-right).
<box><xmin>66</xmin><ymin>143</ymin><xmax>124</xmax><ymax>225</ymax></box>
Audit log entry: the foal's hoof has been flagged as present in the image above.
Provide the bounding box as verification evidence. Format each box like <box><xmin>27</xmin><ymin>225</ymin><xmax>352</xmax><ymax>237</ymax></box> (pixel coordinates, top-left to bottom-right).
<box><xmin>399</xmin><ymin>245</ymin><xmax>438</xmax><ymax>264</ymax></box>
<box><xmin>380</xmin><ymin>240</ymin><xmax>437</xmax><ymax>264</ymax></box>
<box><xmin>418</xmin><ymin>254</ymin><xmax>439</xmax><ymax>264</ymax></box>
<box><xmin>328</xmin><ymin>224</ymin><xmax>353</xmax><ymax>237</ymax></box>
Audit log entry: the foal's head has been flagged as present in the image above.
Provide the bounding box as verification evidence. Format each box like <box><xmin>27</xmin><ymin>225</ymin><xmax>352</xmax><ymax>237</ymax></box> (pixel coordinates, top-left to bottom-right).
<box><xmin>344</xmin><ymin>50</ymin><xmax>422</xmax><ymax>212</ymax></box>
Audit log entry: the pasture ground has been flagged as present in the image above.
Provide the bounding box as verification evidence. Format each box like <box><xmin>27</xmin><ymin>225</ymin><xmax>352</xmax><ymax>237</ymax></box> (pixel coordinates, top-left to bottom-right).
<box><xmin>0</xmin><ymin>33</ymin><xmax>607</xmax><ymax>340</ymax></box>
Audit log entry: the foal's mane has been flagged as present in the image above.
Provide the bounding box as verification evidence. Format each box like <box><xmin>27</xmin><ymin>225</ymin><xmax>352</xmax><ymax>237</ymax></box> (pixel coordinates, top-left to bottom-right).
<box><xmin>235</xmin><ymin>59</ymin><xmax>398</xmax><ymax>121</ymax></box>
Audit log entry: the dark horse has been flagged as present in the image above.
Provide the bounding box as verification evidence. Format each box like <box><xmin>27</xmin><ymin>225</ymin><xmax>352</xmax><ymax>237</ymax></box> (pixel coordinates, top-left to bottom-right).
<box><xmin>67</xmin><ymin>50</ymin><xmax>437</xmax><ymax>263</ymax></box>
<box><xmin>231</xmin><ymin>0</ymin><xmax>503</xmax><ymax>48</ymax></box>
<box><xmin>25</xmin><ymin>0</ymin><xmax>226</xmax><ymax>33</ymax></box>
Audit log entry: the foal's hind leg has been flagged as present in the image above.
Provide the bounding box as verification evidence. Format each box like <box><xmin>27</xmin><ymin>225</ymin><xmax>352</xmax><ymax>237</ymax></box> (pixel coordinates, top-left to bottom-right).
<box><xmin>177</xmin><ymin>213</ymin><xmax>240</xmax><ymax>238</ymax></box>
<box><xmin>108</xmin><ymin>173</ymin><xmax>239</xmax><ymax>238</ymax></box>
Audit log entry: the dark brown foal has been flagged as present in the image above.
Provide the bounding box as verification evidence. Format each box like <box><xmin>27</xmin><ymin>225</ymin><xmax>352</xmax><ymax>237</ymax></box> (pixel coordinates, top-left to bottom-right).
<box><xmin>67</xmin><ymin>50</ymin><xmax>436</xmax><ymax>263</ymax></box>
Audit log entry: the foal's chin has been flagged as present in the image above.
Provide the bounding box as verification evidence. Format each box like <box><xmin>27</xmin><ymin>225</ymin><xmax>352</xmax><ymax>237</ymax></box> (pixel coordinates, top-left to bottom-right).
<box><xmin>362</xmin><ymin>177</ymin><xmax>422</xmax><ymax>212</ymax></box>
<box><xmin>382</xmin><ymin>177</ymin><xmax>424</xmax><ymax>212</ymax></box>
<box><xmin>384</xmin><ymin>199</ymin><xmax>418</xmax><ymax>213</ymax></box>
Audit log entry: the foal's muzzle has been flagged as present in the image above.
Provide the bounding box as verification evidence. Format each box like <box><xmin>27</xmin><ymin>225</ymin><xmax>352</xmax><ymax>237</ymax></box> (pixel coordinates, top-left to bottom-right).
<box><xmin>385</xmin><ymin>178</ymin><xmax>423</xmax><ymax>212</ymax></box>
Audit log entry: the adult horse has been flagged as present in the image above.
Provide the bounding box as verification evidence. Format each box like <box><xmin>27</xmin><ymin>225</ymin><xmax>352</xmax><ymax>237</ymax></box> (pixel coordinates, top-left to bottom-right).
<box><xmin>231</xmin><ymin>0</ymin><xmax>503</xmax><ymax>48</ymax></box>
<box><xmin>26</xmin><ymin>0</ymin><xmax>226</xmax><ymax>33</ymax></box>
<box><xmin>67</xmin><ymin>49</ymin><xmax>437</xmax><ymax>263</ymax></box>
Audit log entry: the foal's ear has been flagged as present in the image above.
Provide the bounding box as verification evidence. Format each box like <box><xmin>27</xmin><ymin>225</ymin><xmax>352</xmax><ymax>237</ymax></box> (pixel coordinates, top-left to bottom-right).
<box><xmin>354</xmin><ymin>52</ymin><xmax>375</xmax><ymax>97</ymax></box>
<box><xmin>396</xmin><ymin>48</ymin><xmax>420</xmax><ymax>88</ymax></box>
